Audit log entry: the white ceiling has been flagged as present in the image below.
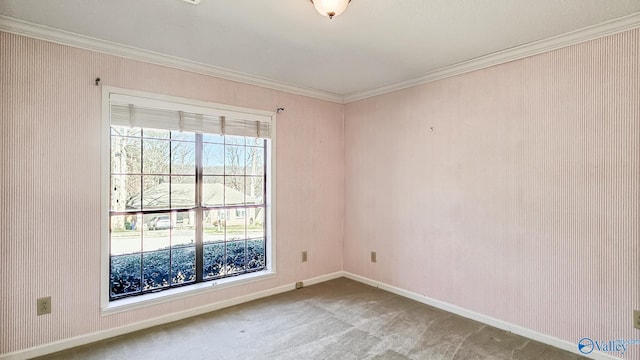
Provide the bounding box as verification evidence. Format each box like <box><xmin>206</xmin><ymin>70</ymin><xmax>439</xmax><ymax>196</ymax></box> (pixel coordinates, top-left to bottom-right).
<box><xmin>2</xmin><ymin>0</ymin><xmax>640</xmax><ymax>99</ymax></box>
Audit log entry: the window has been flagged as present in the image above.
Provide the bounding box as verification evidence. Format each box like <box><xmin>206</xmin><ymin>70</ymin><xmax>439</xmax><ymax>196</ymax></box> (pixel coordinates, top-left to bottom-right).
<box><xmin>103</xmin><ymin>88</ymin><xmax>274</xmax><ymax>303</ymax></box>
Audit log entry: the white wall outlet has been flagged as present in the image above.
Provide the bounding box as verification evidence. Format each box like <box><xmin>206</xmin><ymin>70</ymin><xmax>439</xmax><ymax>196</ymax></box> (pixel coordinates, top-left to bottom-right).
<box><xmin>302</xmin><ymin>251</ymin><xmax>308</xmax><ymax>262</ymax></box>
<box><xmin>371</xmin><ymin>251</ymin><xmax>377</xmax><ymax>263</ymax></box>
<box><xmin>37</xmin><ymin>296</ymin><xmax>51</xmax><ymax>316</ymax></box>
<box><xmin>295</xmin><ymin>281</ymin><xmax>303</xmax><ymax>289</ymax></box>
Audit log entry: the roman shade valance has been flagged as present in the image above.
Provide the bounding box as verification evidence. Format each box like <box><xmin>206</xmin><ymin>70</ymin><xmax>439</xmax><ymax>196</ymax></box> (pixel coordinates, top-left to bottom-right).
<box><xmin>109</xmin><ymin>93</ymin><xmax>272</xmax><ymax>138</ymax></box>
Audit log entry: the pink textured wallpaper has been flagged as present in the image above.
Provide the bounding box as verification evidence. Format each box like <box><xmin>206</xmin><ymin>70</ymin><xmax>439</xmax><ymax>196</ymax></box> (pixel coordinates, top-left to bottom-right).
<box><xmin>0</xmin><ymin>32</ymin><xmax>344</xmax><ymax>354</ymax></box>
<box><xmin>344</xmin><ymin>28</ymin><xmax>639</xmax><ymax>354</ymax></box>
<box><xmin>2</xmin><ymin>25</ymin><xmax>639</xmax><ymax>358</ymax></box>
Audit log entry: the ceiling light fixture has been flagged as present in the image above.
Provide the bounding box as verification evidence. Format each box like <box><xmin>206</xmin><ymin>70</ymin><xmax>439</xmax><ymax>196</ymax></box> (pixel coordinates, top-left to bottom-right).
<box><xmin>310</xmin><ymin>0</ymin><xmax>351</xmax><ymax>19</ymax></box>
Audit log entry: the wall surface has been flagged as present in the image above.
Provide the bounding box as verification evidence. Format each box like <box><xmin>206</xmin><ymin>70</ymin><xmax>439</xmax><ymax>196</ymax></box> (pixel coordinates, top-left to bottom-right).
<box><xmin>0</xmin><ymin>32</ymin><xmax>344</xmax><ymax>355</ymax></box>
<box><xmin>344</xmin><ymin>28</ymin><xmax>639</xmax><ymax>351</ymax></box>
<box><xmin>3</xmin><ymin>24</ymin><xmax>640</xmax><ymax>358</ymax></box>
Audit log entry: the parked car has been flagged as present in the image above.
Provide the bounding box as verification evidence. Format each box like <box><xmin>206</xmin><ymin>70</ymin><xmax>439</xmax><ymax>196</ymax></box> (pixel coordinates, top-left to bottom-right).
<box><xmin>148</xmin><ymin>215</ymin><xmax>171</xmax><ymax>230</ymax></box>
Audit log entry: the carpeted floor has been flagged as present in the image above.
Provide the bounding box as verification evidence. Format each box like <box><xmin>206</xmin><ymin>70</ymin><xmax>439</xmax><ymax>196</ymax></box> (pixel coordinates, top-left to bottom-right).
<box><xmin>35</xmin><ymin>278</ymin><xmax>585</xmax><ymax>359</ymax></box>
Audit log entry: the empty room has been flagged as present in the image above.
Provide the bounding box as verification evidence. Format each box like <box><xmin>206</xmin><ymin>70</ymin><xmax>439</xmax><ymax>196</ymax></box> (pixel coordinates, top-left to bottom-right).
<box><xmin>1</xmin><ymin>1</ymin><xmax>639</xmax><ymax>359</ymax></box>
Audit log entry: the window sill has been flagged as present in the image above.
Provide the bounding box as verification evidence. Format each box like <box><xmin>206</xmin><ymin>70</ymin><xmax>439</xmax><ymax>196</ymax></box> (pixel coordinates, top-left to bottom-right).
<box><xmin>101</xmin><ymin>270</ymin><xmax>276</xmax><ymax>316</ymax></box>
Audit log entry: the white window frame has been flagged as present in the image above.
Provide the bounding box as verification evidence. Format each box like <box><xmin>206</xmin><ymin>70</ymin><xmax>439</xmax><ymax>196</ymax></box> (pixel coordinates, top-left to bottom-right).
<box><xmin>100</xmin><ymin>86</ymin><xmax>277</xmax><ymax>315</ymax></box>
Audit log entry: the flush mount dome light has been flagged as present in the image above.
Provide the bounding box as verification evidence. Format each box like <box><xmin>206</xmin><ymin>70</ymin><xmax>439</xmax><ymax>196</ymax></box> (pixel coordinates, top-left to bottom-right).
<box><xmin>310</xmin><ymin>0</ymin><xmax>351</xmax><ymax>19</ymax></box>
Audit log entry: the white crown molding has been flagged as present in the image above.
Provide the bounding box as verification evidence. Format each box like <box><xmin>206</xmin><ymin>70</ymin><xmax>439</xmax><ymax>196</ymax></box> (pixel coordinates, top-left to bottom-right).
<box><xmin>0</xmin><ymin>15</ymin><xmax>344</xmax><ymax>104</ymax></box>
<box><xmin>2</xmin><ymin>11</ymin><xmax>640</xmax><ymax>105</ymax></box>
<box><xmin>343</xmin><ymin>11</ymin><xmax>640</xmax><ymax>103</ymax></box>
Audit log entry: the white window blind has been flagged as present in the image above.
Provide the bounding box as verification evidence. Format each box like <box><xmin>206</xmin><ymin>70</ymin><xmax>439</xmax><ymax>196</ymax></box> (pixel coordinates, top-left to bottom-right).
<box><xmin>109</xmin><ymin>93</ymin><xmax>272</xmax><ymax>138</ymax></box>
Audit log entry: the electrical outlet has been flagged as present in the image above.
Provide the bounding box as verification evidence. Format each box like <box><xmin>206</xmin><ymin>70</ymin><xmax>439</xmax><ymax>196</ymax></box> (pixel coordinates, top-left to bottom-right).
<box><xmin>634</xmin><ymin>310</ymin><xmax>640</xmax><ymax>330</ymax></box>
<box><xmin>37</xmin><ymin>296</ymin><xmax>51</xmax><ymax>316</ymax></box>
<box><xmin>295</xmin><ymin>281</ymin><xmax>304</xmax><ymax>289</ymax></box>
<box><xmin>371</xmin><ymin>251</ymin><xmax>377</xmax><ymax>263</ymax></box>
<box><xmin>302</xmin><ymin>251</ymin><xmax>308</xmax><ymax>262</ymax></box>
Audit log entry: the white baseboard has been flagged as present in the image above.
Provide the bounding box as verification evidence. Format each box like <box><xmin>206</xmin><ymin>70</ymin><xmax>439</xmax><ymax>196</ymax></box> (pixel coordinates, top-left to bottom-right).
<box><xmin>0</xmin><ymin>272</ymin><xmax>344</xmax><ymax>360</ymax></box>
<box><xmin>300</xmin><ymin>271</ymin><xmax>344</xmax><ymax>287</ymax></box>
<box><xmin>342</xmin><ymin>272</ymin><xmax>619</xmax><ymax>360</ymax></box>
<box><xmin>1</xmin><ymin>270</ymin><xmax>616</xmax><ymax>360</ymax></box>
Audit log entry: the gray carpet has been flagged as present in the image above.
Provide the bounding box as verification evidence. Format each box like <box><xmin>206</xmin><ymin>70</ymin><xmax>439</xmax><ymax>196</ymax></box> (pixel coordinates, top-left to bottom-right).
<box><xmin>35</xmin><ymin>278</ymin><xmax>585</xmax><ymax>359</ymax></box>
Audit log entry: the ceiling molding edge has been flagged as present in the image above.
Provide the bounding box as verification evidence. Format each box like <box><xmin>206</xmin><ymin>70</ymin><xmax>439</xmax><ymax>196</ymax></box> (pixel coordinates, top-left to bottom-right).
<box><xmin>2</xmin><ymin>11</ymin><xmax>639</xmax><ymax>105</ymax></box>
<box><xmin>343</xmin><ymin>11</ymin><xmax>640</xmax><ymax>103</ymax></box>
<box><xmin>0</xmin><ymin>15</ymin><xmax>345</xmax><ymax>104</ymax></box>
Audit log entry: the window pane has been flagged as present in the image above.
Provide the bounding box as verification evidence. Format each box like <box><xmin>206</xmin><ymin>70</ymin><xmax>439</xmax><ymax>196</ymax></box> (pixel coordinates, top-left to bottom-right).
<box><xmin>203</xmin><ymin>133</ymin><xmax>224</xmax><ymax>144</ymax></box>
<box><xmin>226</xmin><ymin>240</ymin><xmax>246</xmax><ymax>275</ymax></box>
<box><xmin>202</xmin><ymin>176</ymin><xmax>224</xmax><ymax>207</ymax></box>
<box><xmin>247</xmin><ymin>207</ymin><xmax>264</xmax><ymax>239</ymax></box>
<box><xmin>203</xmin><ymin>143</ymin><xmax>224</xmax><ymax>175</ymax></box>
<box><xmin>171</xmin><ymin>246</ymin><xmax>196</xmax><ymax>284</ymax></box>
<box><xmin>111</xmin><ymin>215</ymin><xmax>141</xmax><ymax>255</ymax></box>
<box><xmin>226</xmin><ymin>211</ymin><xmax>246</xmax><ymax>241</ymax></box>
<box><xmin>225</xmin><ymin>176</ymin><xmax>245</xmax><ymax>205</ymax></box>
<box><xmin>246</xmin><ymin>137</ymin><xmax>265</xmax><ymax>147</ymax></box>
<box><xmin>173</xmin><ymin>211</ymin><xmax>195</xmax><ymax>246</ymax></box>
<box><xmin>245</xmin><ymin>147</ymin><xmax>264</xmax><ymax>176</ymax></box>
<box><xmin>143</xmin><ymin>213</ymin><xmax>171</xmax><ymax>251</ymax></box>
<box><xmin>110</xmin><ymin>254</ymin><xmax>141</xmax><ymax>296</ymax></box>
<box><xmin>171</xmin><ymin>176</ymin><xmax>195</xmax><ymax>208</ymax></box>
<box><xmin>225</xmin><ymin>145</ymin><xmax>245</xmax><ymax>175</ymax></box>
<box><xmin>171</xmin><ymin>141</ymin><xmax>195</xmax><ymax>175</ymax></box>
<box><xmin>247</xmin><ymin>238</ymin><xmax>265</xmax><ymax>270</ymax></box>
<box><xmin>171</xmin><ymin>131</ymin><xmax>195</xmax><ymax>141</ymax></box>
<box><xmin>143</xmin><ymin>139</ymin><xmax>170</xmax><ymax>174</ymax></box>
<box><xmin>111</xmin><ymin>126</ymin><xmax>141</xmax><ymax>137</ymax></box>
<box><xmin>225</xmin><ymin>135</ymin><xmax>245</xmax><ymax>145</ymax></box>
<box><xmin>203</xmin><ymin>242</ymin><xmax>225</xmax><ymax>278</ymax></box>
<box><xmin>143</xmin><ymin>250</ymin><xmax>170</xmax><ymax>290</ymax></box>
<box><xmin>111</xmin><ymin>175</ymin><xmax>141</xmax><ymax>211</ymax></box>
<box><xmin>204</xmin><ymin>209</ymin><xmax>226</xmax><ymax>243</ymax></box>
<box><xmin>111</xmin><ymin>136</ymin><xmax>141</xmax><ymax>174</ymax></box>
<box><xmin>246</xmin><ymin>176</ymin><xmax>263</xmax><ymax>205</ymax></box>
<box><xmin>142</xmin><ymin>176</ymin><xmax>170</xmax><ymax>209</ymax></box>
<box><xmin>175</xmin><ymin>209</ymin><xmax>196</xmax><ymax>229</ymax></box>
<box><xmin>110</xmin><ymin>101</ymin><xmax>270</xmax><ymax>300</ymax></box>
